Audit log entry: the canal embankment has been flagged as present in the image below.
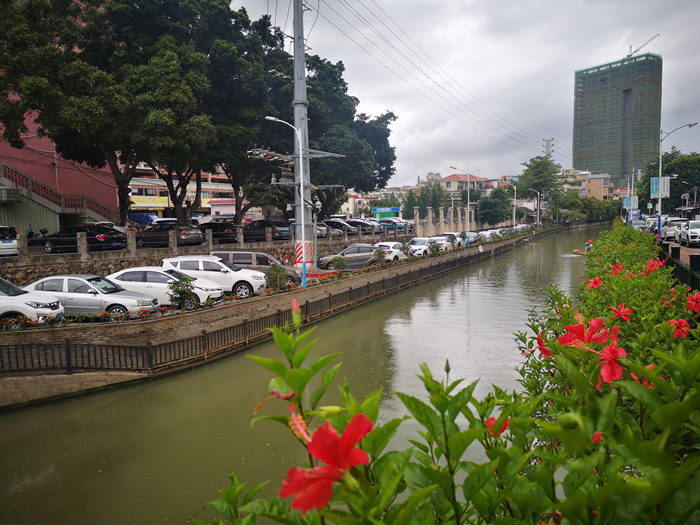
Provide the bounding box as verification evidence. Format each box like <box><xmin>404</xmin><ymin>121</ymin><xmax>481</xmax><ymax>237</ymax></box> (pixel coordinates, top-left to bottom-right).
<box><xmin>0</xmin><ymin>228</ymin><xmax>559</xmax><ymax>408</ymax></box>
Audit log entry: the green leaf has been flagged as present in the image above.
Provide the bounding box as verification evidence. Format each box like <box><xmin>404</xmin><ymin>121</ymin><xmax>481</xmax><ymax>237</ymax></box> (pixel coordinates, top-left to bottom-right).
<box><xmin>283</xmin><ymin>368</ymin><xmax>315</xmax><ymax>396</ymax></box>
<box><xmin>248</xmin><ymin>355</ymin><xmax>287</xmax><ymax>377</ymax></box>
<box><xmin>396</xmin><ymin>393</ymin><xmax>444</xmax><ymax>448</ymax></box>
<box><xmin>291</xmin><ymin>331</ymin><xmax>319</xmax><ymax>368</ymax></box>
<box><xmin>307</xmin><ymin>353</ymin><xmax>341</xmax><ymax>375</ymax></box>
<box><xmin>240</xmin><ymin>496</ymin><xmax>306</xmax><ymax>525</ymax></box>
<box><xmin>363</xmin><ymin>417</ymin><xmax>406</xmax><ymax>459</ymax></box>
<box><xmin>652</xmin><ymin>392</ymin><xmax>700</xmax><ymax>433</ymax></box>
<box><xmin>618</xmin><ymin>380</ymin><xmax>662</xmax><ymax>412</ymax></box>
<box><xmin>447</xmin><ymin>428</ymin><xmax>484</xmax><ymax>464</ymax></box>
<box><xmin>309</xmin><ymin>363</ymin><xmax>341</xmax><ymax>410</ymax></box>
<box><xmin>250</xmin><ymin>414</ymin><xmax>289</xmax><ymax>428</ymax></box>
<box><xmin>374</xmin><ymin>449</ymin><xmax>413</xmax><ymax>513</ymax></box>
<box><xmin>462</xmin><ymin>460</ymin><xmax>499</xmax><ymax>499</ymax></box>
<box><xmin>392</xmin><ymin>485</ymin><xmax>438</xmax><ymax>525</ymax></box>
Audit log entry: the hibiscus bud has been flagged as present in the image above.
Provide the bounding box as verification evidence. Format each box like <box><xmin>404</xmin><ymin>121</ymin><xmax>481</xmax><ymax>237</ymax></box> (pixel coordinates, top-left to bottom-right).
<box><xmin>291</xmin><ymin>299</ymin><xmax>301</xmax><ymax>329</ymax></box>
<box><xmin>341</xmin><ymin>470</ymin><xmax>361</xmax><ymax>493</ymax></box>
<box><xmin>316</xmin><ymin>406</ymin><xmax>344</xmax><ymax>417</ymax></box>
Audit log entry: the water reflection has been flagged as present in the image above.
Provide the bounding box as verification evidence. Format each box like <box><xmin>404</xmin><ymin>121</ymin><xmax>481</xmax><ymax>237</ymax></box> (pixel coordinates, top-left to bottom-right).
<box><xmin>0</xmin><ymin>226</ymin><xmax>607</xmax><ymax>524</ymax></box>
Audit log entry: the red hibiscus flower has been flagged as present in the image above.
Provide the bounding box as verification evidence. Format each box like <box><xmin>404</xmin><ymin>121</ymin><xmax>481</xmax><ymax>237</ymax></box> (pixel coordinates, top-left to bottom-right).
<box><xmin>592</xmin><ymin>431</ymin><xmax>602</xmax><ymax>443</ymax></box>
<box><xmin>279</xmin><ymin>466</ymin><xmax>343</xmax><ymax>513</ymax></box>
<box><xmin>537</xmin><ymin>332</ymin><xmax>552</xmax><ymax>358</ymax></box>
<box><xmin>688</xmin><ymin>292</ymin><xmax>700</xmax><ymax>314</ymax></box>
<box><xmin>486</xmin><ymin>416</ymin><xmax>510</xmax><ymax>438</ymax></box>
<box><xmin>609</xmin><ymin>303</ymin><xmax>633</xmax><ymax>321</ymax></box>
<box><xmin>588</xmin><ymin>277</ymin><xmax>603</xmax><ymax>289</ymax></box>
<box><xmin>610</xmin><ymin>263</ymin><xmax>623</xmax><ymax>276</ymax></box>
<box><xmin>557</xmin><ymin>316</ymin><xmax>610</xmax><ymax>349</ymax></box>
<box><xmin>280</xmin><ymin>413</ymin><xmax>374</xmax><ymax>513</ymax></box>
<box><xmin>669</xmin><ymin>319</ymin><xmax>690</xmax><ymax>338</ymax></box>
<box><xmin>596</xmin><ymin>326</ymin><xmax>627</xmax><ymax>390</ymax></box>
<box><xmin>631</xmin><ymin>364</ymin><xmax>662</xmax><ymax>389</ymax></box>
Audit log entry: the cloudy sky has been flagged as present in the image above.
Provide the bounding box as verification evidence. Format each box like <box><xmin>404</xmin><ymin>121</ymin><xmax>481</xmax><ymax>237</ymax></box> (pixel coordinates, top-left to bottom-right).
<box><xmin>235</xmin><ymin>0</ymin><xmax>700</xmax><ymax>187</ymax></box>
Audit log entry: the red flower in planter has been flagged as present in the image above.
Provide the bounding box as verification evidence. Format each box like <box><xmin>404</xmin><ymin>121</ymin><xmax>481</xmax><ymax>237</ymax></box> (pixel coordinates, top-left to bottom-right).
<box><xmin>588</xmin><ymin>277</ymin><xmax>603</xmax><ymax>290</ymax></box>
<box><xmin>592</xmin><ymin>431</ymin><xmax>602</xmax><ymax>443</ymax></box>
<box><xmin>688</xmin><ymin>292</ymin><xmax>700</xmax><ymax>314</ymax></box>
<box><xmin>537</xmin><ymin>332</ymin><xmax>552</xmax><ymax>357</ymax></box>
<box><xmin>557</xmin><ymin>316</ymin><xmax>610</xmax><ymax>349</ymax></box>
<box><xmin>669</xmin><ymin>319</ymin><xmax>690</xmax><ymax>338</ymax></box>
<box><xmin>610</xmin><ymin>263</ymin><xmax>624</xmax><ymax>276</ymax></box>
<box><xmin>609</xmin><ymin>303</ymin><xmax>633</xmax><ymax>322</ymax></box>
<box><xmin>280</xmin><ymin>413</ymin><xmax>374</xmax><ymax>513</ymax></box>
<box><xmin>596</xmin><ymin>326</ymin><xmax>627</xmax><ymax>390</ymax></box>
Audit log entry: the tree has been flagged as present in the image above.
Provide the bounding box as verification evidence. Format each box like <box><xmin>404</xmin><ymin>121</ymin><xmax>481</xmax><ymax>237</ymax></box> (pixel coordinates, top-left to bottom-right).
<box><xmin>517</xmin><ymin>155</ymin><xmax>562</xmax><ymax>202</ymax></box>
<box><xmin>477</xmin><ymin>187</ymin><xmax>511</xmax><ymax>226</ymax></box>
<box><xmin>372</xmin><ymin>193</ymin><xmax>400</xmax><ymax>210</ymax></box>
<box><xmin>402</xmin><ymin>190</ymin><xmax>419</xmax><ymax>219</ymax></box>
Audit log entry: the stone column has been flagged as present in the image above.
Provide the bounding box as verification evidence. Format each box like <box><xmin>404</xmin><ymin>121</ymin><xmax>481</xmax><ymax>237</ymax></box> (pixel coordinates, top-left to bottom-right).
<box><xmin>413</xmin><ymin>207</ymin><xmax>421</xmax><ymax>237</ymax></box>
<box><xmin>427</xmin><ymin>207</ymin><xmax>433</xmax><ymax>237</ymax></box>
<box><xmin>438</xmin><ymin>207</ymin><xmax>445</xmax><ymax>235</ymax></box>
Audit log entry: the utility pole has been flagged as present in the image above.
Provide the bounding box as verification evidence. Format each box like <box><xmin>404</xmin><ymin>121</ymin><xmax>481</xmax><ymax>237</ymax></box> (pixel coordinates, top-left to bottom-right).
<box><xmin>293</xmin><ymin>0</ymin><xmax>312</xmax><ymax>270</ymax></box>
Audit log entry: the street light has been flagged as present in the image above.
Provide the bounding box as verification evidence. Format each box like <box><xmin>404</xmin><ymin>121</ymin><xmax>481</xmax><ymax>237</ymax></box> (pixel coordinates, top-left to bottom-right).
<box><xmin>265</xmin><ymin>115</ymin><xmax>308</xmax><ymax>287</ymax></box>
<box><xmin>657</xmin><ymin>122</ymin><xmax>697</xmax><ymax>235</ymax></box>
<box><xmin>449</xmin><ymin>166</ymin><xmax>470</xmax><ymax>246</ymax></box>
<box><xmin>532</xmin><ymin>189</ymin><xmax>541</xmax><ymax>228</ymax></box>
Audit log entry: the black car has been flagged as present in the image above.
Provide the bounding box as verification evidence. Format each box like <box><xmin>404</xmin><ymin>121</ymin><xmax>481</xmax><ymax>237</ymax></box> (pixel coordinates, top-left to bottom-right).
<box><xmin>199</xmin><ymin>221</ymin><xmax>238</xmax><ymax>244</ymax></box>
<box><xmin>43</xmin><ymin>224</ymin><xmax>127</xmax><ymax>253</ymax></box>
<box><xmin>136</xmin><ymin>223</ymin><xmax>203</xmax><ymax>247</ymax></box>
<box><xmin>323</xmin><ymin>219</ymin><xmax>358</xmax><ymax>236</ymax></box>
<box><xmin>243</xmin><ymin>220</ymin><xmax>291</xmax><ymax>241</ymax></box>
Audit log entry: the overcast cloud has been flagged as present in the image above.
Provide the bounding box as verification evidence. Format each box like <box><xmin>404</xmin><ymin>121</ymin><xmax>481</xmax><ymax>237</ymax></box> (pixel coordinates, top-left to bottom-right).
<box><xmin>235</xmin><ymin>0</ymin><xmax>700</xmax><ymax>187</ymax></box>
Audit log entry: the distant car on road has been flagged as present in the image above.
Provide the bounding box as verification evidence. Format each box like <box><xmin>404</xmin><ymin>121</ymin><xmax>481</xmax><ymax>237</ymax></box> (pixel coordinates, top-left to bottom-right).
<box><xmin>0</xmin><ymin>226</ymin><xmax>18</xmax><ymax>256</ymax></box>
<box><xmin>162</xmin><ymin>255</ymin><xmax>266</xmax><ymax>298</ymax></box>
<box><xmin>24</xmin><ymin>274</ymin><xmax>158</xmax><ymax>317</ymax></box>
<box><xmin>323</xmin><ymin>218</ymin><xmax>358</xmax><ymax>236</ymax></box>
<box><xmin>42</xmin><ymin>224</ymin><xmax>127</xmax><ymax>253</ymax></box>
<box><xmin>678</xmin><ymin>220</ymin><xmax>700</xmax><ymax>246</ymax></box>
<box><xmin>199</xmin><ymin>220</ymin><xmax>238</xmax><ymax>244</ymax></box>
<box><xmin>660</xmin><ymin>218</ymin><xmax>687</xmax><ymax>242</ymax></box>
<box><xmin>243</xmin><ymin>220</ymin><xmax>290</xmax><ymax>241</ymax></box>
<box><xmin>136</xmin><ymin>223</ymin><xmax>203</xmax><ymax>247</ymax></box>
<box><xmin>107</xmin><ymin>266</ymin><xmax>224</xmax><ymax>309</ymax></box>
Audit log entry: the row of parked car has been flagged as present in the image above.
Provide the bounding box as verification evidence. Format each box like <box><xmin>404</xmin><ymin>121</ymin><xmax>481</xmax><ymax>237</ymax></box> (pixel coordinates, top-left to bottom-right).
<box><xmin>652</xmin><ymin>217</ymin><xmax>700</xmax><ymax>246</ymax></box>
<box><xmin>0</xmin><ymin>250</ymin><xmax>303</xmax><ymax>323</ymax></box>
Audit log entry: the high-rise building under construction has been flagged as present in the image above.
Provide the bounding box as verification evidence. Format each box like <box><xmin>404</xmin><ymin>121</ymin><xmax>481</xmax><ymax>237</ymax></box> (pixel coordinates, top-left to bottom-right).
<box><xmin>572</xmin><ymin>53</ymin><xmax>662</xmax><ymax>187</ymax></box>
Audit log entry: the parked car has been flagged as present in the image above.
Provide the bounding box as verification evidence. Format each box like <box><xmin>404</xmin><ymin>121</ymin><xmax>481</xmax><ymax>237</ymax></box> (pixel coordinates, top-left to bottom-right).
<box><xmin>0</xmin><ymin>226</ymin><xmax>18</xmax><ymax>256</ymax></box>
<box><xmin>315</xmin><ymin>222</ymin><xmax>328</xmax><ymax>238</ymax></box>
<box><xmin>136</xmin><ymin>223</ymin><xmax>203</xmax><ymax>247</ymax></box>
<box><xmin>42</xmin><ymin>224</ymin><xmax>127</xmax><ymax>253</ymax></box>
<box><xmin>346</xmin><ymin>218</ymin><xmax>378</xmax><ymax>235</ymax></box>
<box><xmin>199</xmin><ymin>220</ymin><xmax>238</xmax><ymax>244</ymax></box>
<box><xmin>320</xmin><ymin>221</ymin><xmax>344</xmax><ymax>238</ymax></box>
<box><xmin>442</xmin><ymin>232</ymin><xmax>465</xmax><ymax>247</ymax></box>
<box><xmin>323</xmin><ymin>218</ymin><xmax>358</xmax><ymax>236</ymax></box>
<box><xmin>106</xmin><ymin>266</ymin><xmax>224</xmax><ymax>309</ymax></box>
<box><xmin>23</xmin><ymin>274</ymin><xmax>158</xmax><ymax>317</ymax></box>
<box><xmin>678</xmin><ymin>220</ymin><xmax>700</xmax><ymax>246</ymax></box>
<box><xmin>317</xmin><ymin>244</ymin><xmax>379</xmax><ymax>270</ymax></box>
<box><xmin>428</xmin><ymin>236</ymin><xmax>454</xmax><ymax>251</ymax></box>
<box><xmin>659</xmin><ymin>218</ymin><xmax>688</xmax><ymax>242</ymax></box>
<box><xmin>373</xmin><ymin>241</ymin><xmax>408</xmax><ymax>262</ymax></box>
<box><xmin>211</xmin><ymin>250</ymin><xmax>302</xmax><ymax>285</ymax></box>
<box><xmin>243</xmin><ymin>219</ymin><xmax>290</xmax><ymax>241</ymax></box>
<box><xmin>0</xmin><ymin>276</ymin><xmax>64</xmax><ymax>322</ymax></box>
<box><xmin>162</xmin><ymin>255</ymin><xmax>266</xmax><ymax>298</ymax></box>
<box><xmin>376</xmin><ymin>217</ymin><xmax>405</xmax><ymax>233</ymax></box>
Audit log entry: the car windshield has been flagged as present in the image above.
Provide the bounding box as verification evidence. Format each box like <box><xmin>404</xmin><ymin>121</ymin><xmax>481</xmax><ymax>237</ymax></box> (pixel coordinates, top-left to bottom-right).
<box><xmin>409</xmin><ymin>239</ymin><xmax>426</xmax><ymax>246</ymax></box>
<box><xmin>0</xmin><ymin>277</ymin><xmax>27</xmax><ymax>297</ymax></box>
<box><xmin>689</xmin><ymin>221</ymin><xmax>700</xmax><ymax>229</ymax></box>
<box><xmin>164</xmin><ymin>269</ymin><xmax>191</xmax><ymax>281</ymax></box>
<box><xmin>87</xmin><ymin>277</ymin><xmax>123</xmax><ymax>294</ymax></box>
<box><xmin>219</xmin><ymin>259</ymin><xmax>240</xmax><ymax>272</ymax></box>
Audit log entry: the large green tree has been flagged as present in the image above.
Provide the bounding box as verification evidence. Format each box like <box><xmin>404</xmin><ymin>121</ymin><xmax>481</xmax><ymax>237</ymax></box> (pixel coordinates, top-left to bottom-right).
<box><xmin>477</xmin><ymin>187</ymin><xmax>511</xmax><ymax>226</ymax></box>
<box><xmin>517</xmin><ymin>155</ymin><xmax>562</xmax><ymax>201</ymax></box>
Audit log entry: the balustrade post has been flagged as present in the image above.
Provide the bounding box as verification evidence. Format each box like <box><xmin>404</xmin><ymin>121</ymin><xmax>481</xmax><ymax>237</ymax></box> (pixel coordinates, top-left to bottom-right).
<box><xmin>65</xmin><ymin>339</ymin><xmax>73</xmax><ymax>374</ymax></box>
<box><xmin>427</xmin><ymin>207</ymin><xmax>433</xmax><ymax>236</ymax></box>
<box><xmin>438</xmin><ymin>207</ymin><xmax>445</xmax><ymax>235</ymax></box>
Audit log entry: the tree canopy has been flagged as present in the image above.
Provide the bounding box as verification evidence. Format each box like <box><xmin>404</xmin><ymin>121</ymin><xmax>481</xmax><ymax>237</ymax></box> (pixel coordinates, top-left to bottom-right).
<box><xmin>477</xmin><ymin>187</ymin><xmax>512</xmax><ymax>226</ymax></box>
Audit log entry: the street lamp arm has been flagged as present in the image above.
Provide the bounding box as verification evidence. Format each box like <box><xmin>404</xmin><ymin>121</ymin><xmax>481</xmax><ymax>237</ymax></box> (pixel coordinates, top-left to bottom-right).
<box><xmin>661</xmin><ymin>122</ymin><xmax>697</xmax><ymax>142</ymax></box>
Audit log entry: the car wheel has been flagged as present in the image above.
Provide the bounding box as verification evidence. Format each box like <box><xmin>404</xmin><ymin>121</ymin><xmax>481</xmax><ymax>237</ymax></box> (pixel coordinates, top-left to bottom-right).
<box><xmin>183</xmin><ymin>294</ymin><xmax>199</xmax><ymax>311</ymax></box>
<box><xmin>44</xmin><ymin>240</ymin><xmax>55</xmax><ymax>253</ymax></box>
<box><xmin>284</xmin><ymin>276</ymin><xmax>296</xmax><ymax>287</ymax></box>
<box><xmin>106</xmin><ymin>304</ymin><xmax>129</xmax><ymax>317</ymax></box>
<box><xmin>232</xmin><ymin>281</ymin><xmax>253</xmax><ymax>299</ymax></box>
<box><xmin>392</xmin><ymin>256</ymin><xmax>399</xmax><ymax>262</ymax></box>
<box><xmin>136</xmin><ymin>237</ymin><xmax>145</xmax><ymax>248</ymax></box>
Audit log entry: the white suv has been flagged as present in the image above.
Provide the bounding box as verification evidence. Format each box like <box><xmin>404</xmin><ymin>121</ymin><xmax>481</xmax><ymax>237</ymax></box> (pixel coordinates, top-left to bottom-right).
<box><xmin>0</xmin><ymin>276</ymin><xmax>64</xmax><ymax>322</ymax></box>
<box><xmin>162</xmin><ymin>255</ymin><xmax>266</xmax><ymax>298</ymax></box>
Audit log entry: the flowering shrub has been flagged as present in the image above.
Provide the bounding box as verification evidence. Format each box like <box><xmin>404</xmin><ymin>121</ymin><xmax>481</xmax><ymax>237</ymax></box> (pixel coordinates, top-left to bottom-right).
<box><xmin>197</xmin><ymin>224</ymin><xmax>699</xmax><ymax>524</ymax></box>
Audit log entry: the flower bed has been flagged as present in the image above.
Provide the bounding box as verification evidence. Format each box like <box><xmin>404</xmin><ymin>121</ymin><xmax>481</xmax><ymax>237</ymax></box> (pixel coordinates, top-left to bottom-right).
<box><xmin>196</xmin><ymin>222</ymin><xmax>699</xmax><ymax>524</ymax></box>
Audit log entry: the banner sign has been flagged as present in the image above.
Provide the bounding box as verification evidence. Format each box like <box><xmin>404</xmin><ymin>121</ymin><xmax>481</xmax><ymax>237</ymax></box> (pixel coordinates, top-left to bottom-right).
<box><xmin>372</xmin><ymin>207</ymin><xmax>401</xmax><ymax>212</ymax></box>
<box><xmin>650</xmin><ymin>177</ymin><xmax>659</xmax><ymax>199</ymax></box>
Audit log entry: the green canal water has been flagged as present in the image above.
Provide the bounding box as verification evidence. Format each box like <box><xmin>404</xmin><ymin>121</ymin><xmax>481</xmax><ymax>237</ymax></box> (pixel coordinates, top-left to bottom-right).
<box><xmin>0</xmin><ymin>225</ymin><xmax>607</xmax><ymax>524</ymax></box>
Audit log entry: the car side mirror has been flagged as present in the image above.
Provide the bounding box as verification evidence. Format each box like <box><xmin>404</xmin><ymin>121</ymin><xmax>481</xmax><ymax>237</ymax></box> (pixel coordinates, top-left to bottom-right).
<box><xmin>220</xmin><ymin>268</ymin><xmax>228</xmax><ymax>273</ymax></box>
<box><xmin>89</xmin><ymin>289</ymin><xmax>98</xmax><ymax>295</ymax></box>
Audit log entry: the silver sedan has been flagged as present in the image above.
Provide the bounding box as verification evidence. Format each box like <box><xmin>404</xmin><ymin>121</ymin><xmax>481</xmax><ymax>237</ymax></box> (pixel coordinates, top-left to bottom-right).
<box><xmin>23</xmin><ymin>274</ymin><xmax>158</xmax><ymax>317</ymax></box>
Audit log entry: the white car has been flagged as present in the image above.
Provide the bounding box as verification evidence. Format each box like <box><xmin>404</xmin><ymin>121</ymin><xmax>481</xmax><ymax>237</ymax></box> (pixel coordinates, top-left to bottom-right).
<box><xmin>660</xmin><ymin>218</ymin><xmax>687</xmax><ymax>242</ymax></box>
<box><xmin>0</xmin><ymin>226</ymin><xmax>18</xmax><ymax>256</ymax></box>
<box><xmin>162</xmin><ymin>255</ymin><xmax>266</xmax><ymax>298</ymax></box>
<box><xmin>107</xmin><ymin>266</ymin><xmax>224</xmax><ymax>309</ymax></box>
<box><xmin>0</xmin><ymin>276</ymin><xmax>64</xmax><ymax>322</ymax></box>
<box><xmin>442</xmin><ymin>232</ymin><xmax>471</xmax><ymax>247</ymax></box>
<box><xmin>373</xmin><ymin>241</ymin><xmax>408</xmax><ymax>262</ymax></box>
<box><xmin>407</xmin><ymin>237</ymin><xmax>451</xmax><ymax>256</ymax></box>
<box><xmin>23</xmin><ymin>274</ymin><xmax>157</xmax><ymax>317</ymax></box>
<box><xmin>678</xmin><ymin>220</ymin><xmax>700</xmax><ymax>246</ymax></box>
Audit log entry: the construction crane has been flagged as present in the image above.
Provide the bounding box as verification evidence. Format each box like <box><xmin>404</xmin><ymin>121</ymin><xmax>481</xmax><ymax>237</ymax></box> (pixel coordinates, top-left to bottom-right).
<box><xmin>627</xmin><ymin>34</ymin><xmax>660</xmax><ymax>57</ymax></box>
